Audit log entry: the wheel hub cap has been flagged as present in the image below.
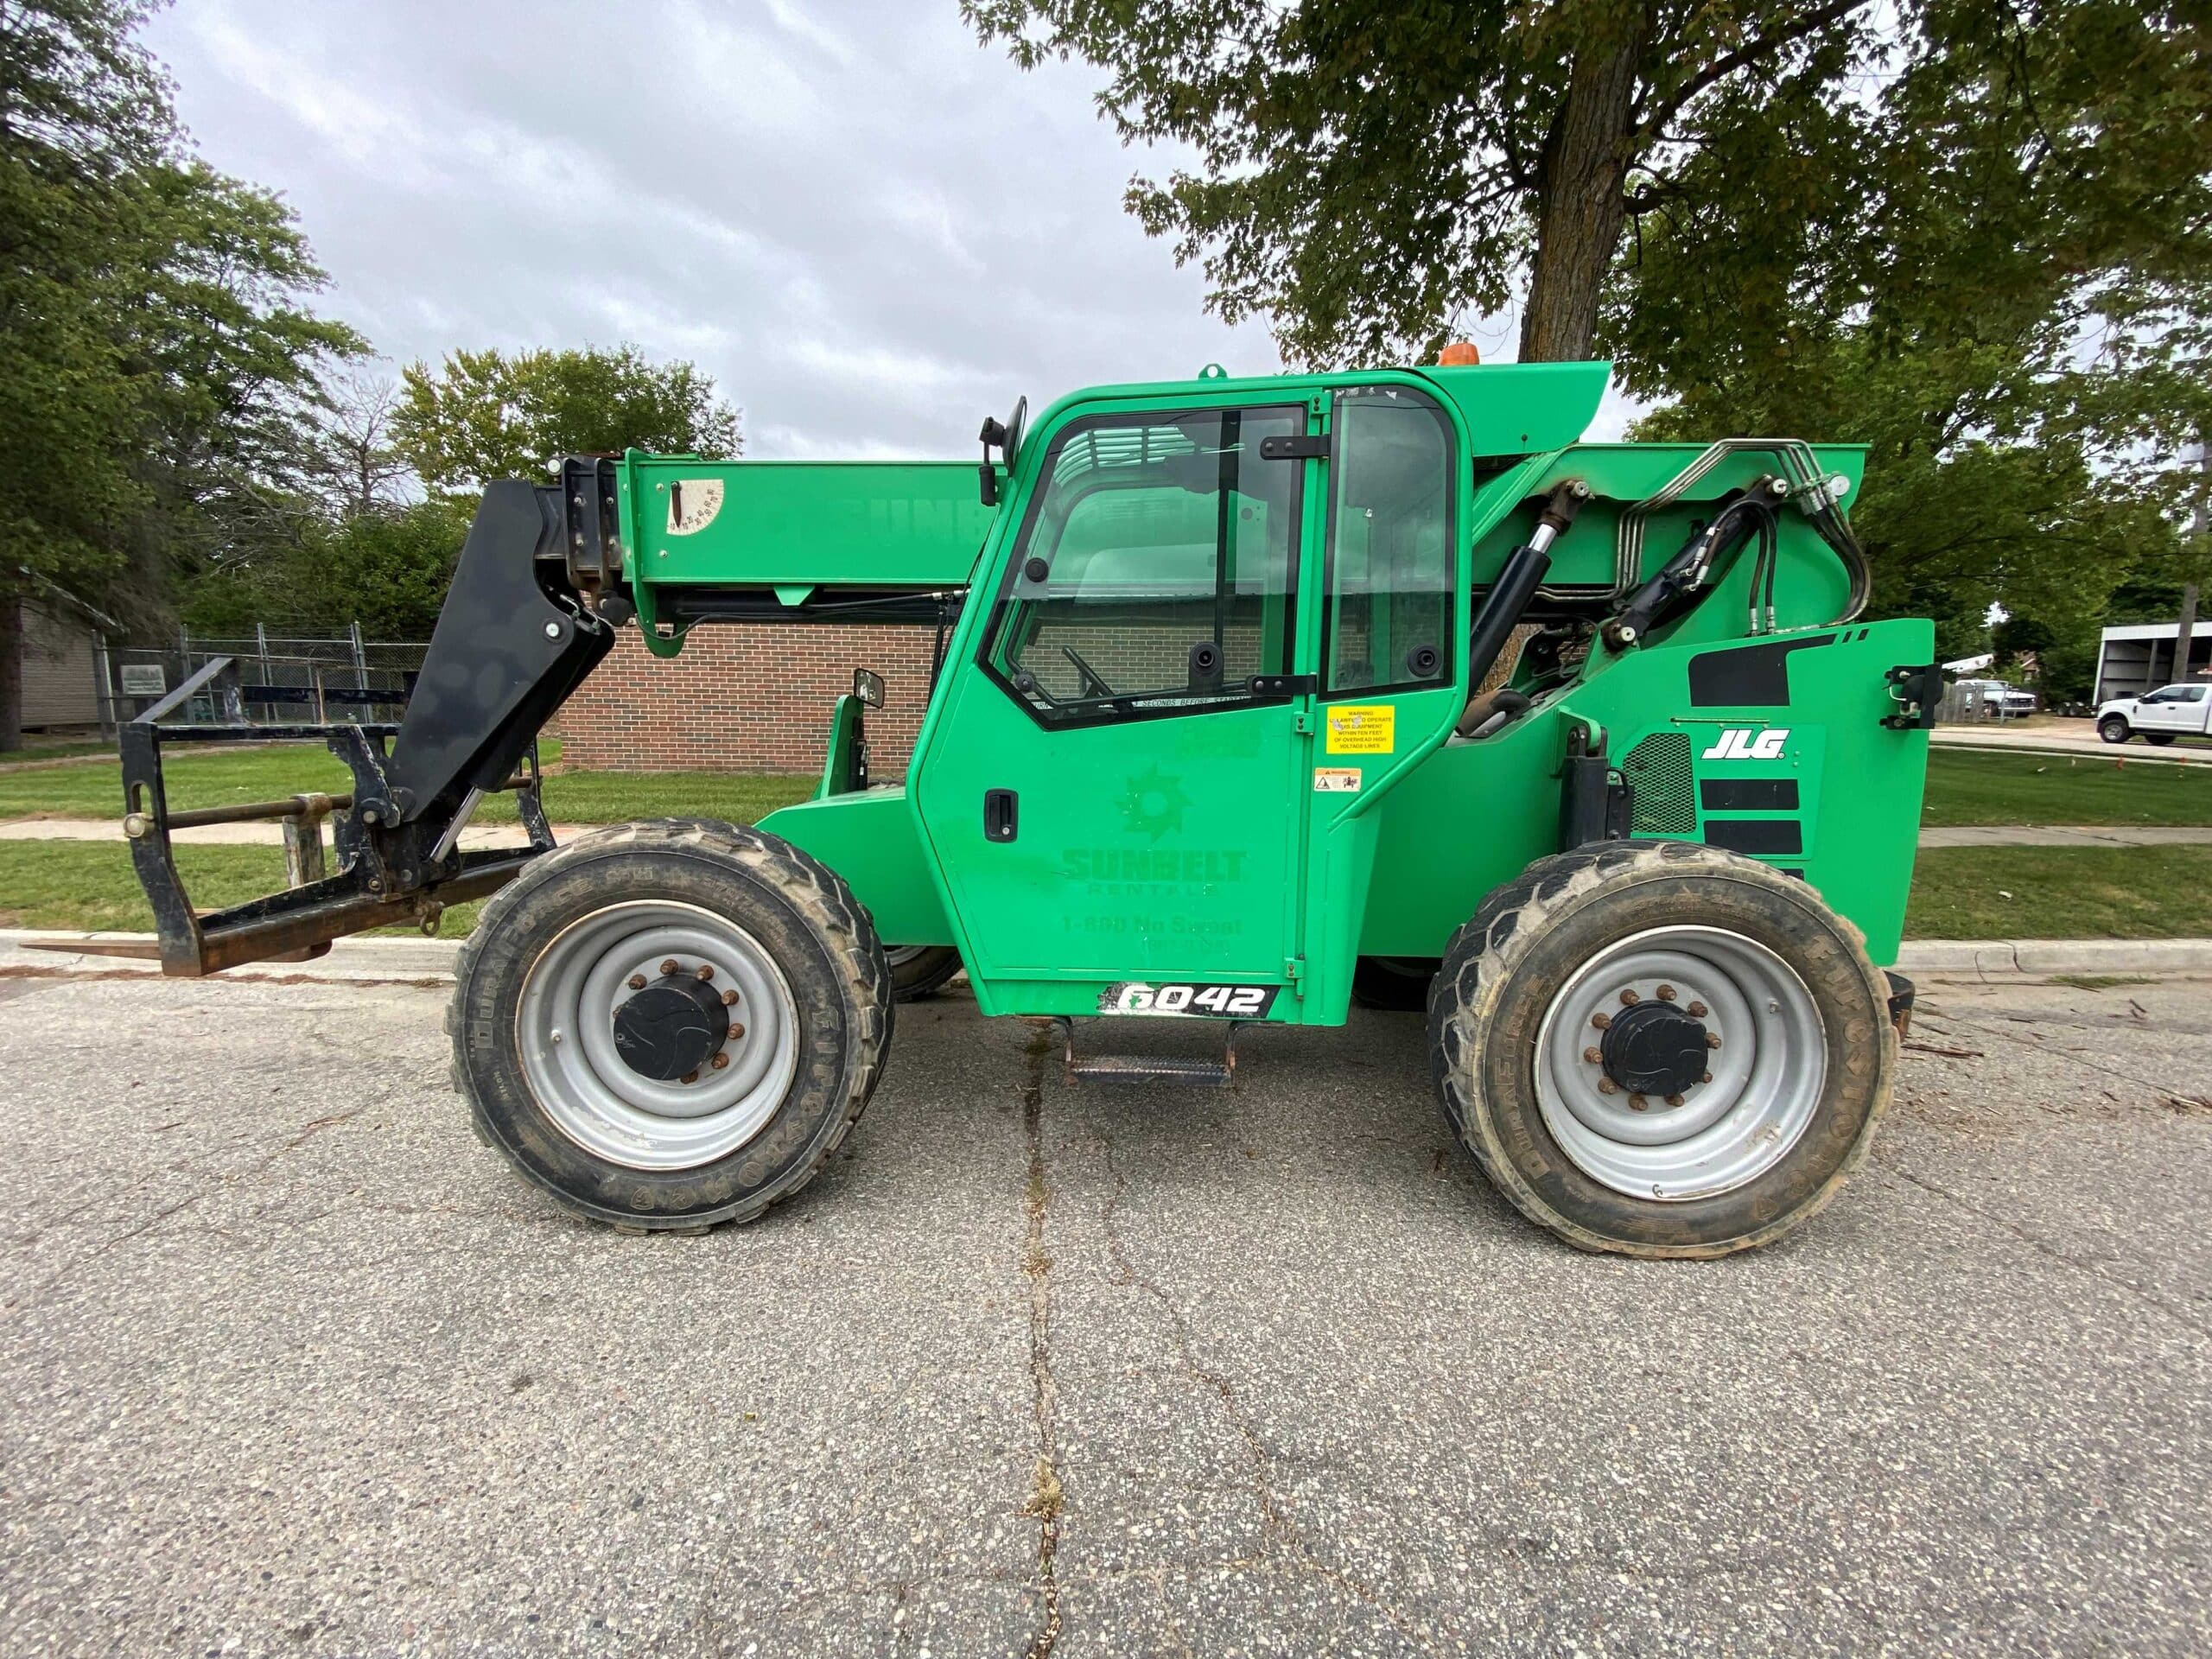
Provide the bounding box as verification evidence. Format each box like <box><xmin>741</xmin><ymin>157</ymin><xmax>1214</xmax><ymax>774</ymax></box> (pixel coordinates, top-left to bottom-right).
<box><xmin>1599</xmin><ymin>1001</ymin><xmax>1710</xmax><ymax>1097</ymax></box>
<box><xmin>612</xmin><ymin>973</ymin><xmax>730</xmax><ymax>1082</ymax></box>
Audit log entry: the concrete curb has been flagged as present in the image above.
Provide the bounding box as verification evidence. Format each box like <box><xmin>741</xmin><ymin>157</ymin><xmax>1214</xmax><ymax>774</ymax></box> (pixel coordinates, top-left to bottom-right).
<box><xmin>0</xmin><ymin>930</ymin><xmax>462</xmax><ymax>984</ymax></box>
<box><xmin>1892</xmin><ymin>937</ymin><xmax>2212</xmax><ymax>980</ymax></box>
<box><xmin>5</xmin><ymin>929</ymin><xmax>2209</xmax><ymax>988</ymax></box>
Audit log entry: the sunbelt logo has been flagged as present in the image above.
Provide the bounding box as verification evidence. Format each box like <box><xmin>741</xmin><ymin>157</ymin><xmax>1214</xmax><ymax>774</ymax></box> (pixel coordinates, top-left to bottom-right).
<box><xmin>1701</xmin><ymin>727</ymin><xmax>1791</xmax><ymax>760</ymax></box>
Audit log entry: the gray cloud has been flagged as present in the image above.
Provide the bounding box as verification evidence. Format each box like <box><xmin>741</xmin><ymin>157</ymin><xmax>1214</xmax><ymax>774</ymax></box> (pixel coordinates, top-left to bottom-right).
<box><xmin>145</xmin><ymin>1</ymin><xmax>1637</xmax><ymax>454</ymax></box>
<box><xmin>144</xmin><ymin>0</ymin><xmax>1292</xmax><ymax>458</ymax></box>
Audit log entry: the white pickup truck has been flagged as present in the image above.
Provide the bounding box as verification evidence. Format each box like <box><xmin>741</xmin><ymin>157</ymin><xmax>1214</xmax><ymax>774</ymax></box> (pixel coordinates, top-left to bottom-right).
<box><xmin>2097</xmin><ymin>682</ymin><xmax>2211</xmax><ymax>745</ymax></box>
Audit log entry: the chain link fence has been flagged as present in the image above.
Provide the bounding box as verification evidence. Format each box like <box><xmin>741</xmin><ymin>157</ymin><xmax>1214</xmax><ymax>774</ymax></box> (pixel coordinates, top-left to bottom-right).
<box><xmin>1934</xmin><ymin>680</ymin><xmax>2038</xmax><ymax>724</ymax></box>
<box><xmin>96</xmin><ymin>627</ymin><xmax>429</xmax><ymax>730</ymax></box>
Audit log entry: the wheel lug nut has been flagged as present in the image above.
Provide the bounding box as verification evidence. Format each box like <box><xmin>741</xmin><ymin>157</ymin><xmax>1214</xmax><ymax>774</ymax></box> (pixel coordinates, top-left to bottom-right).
<box><xmin>628</xmin><ymin>974</ymin><xmax>647</xmax><ymax>990</ymax></box>
<box><xmin>1705</xmin><ymin>1032</ymin><xmax>1723</xmax><ymax>1050</ymax></box>
<box><xmin>661</xmin><ymin>959</ymin><xmax>680</xmax><ymax>976</ymax></box>
<box><xmin>721</xmin><ymin>988</ymin><xmax>740</xmax><ymax>1006</ymax></box>
<box><xmin>1688</xmin><ymin>1001</ymin><xmax>1708</xmax><ymax>1018</ymax></box>
<box><xmin>1597</xmin><ymin>1078</ymin><xmax>1618</xmax><ymax>1095</ymax></box>
<box><xmin>729</xmin><ymin>1023</ymin><xmax>745</xmax><ymax>1040</ymax></box>
<box><xmin>709</xmin><ymin>1052</ymin><xmax>729</xmax><ymax>1071</ymax></box>
<box><xmin>1701</xmin><ymin>1071</ymin><xmax>1713</xmax><ymax>1084</ymax></box>
<box><xmin>1591</xmin><ymin>1012</ymin><xmax>1611</xmax><ymax>1030</ymax></box>
<box><xmin>1583</xmin><ymin>1046</ymin><xmax>1603</xmax><ymax>1064</ymax></box>
<box><xmin>696</xmin><ymin>964</ymin><xmax>715</xmax><ymax>982</ymax></box>
<box><xmin>1664</xmin><ymin>1093</ymin><xmax>1684</xmax><ymax>1107</ymax></box>
<box><xmin>1656</xmin><ymin>984</ymin><xmax>1676</xmax><ymax>1001</ymax></box>
<box><xmin>1628</xmin><ymin>1093</ymin><xmax>1648</xmax><ymax>1111</ymax></box>
<box><xmin>680</xmin><ymin>1070</ymin><xmax>700</xmax><ymax>1084</ymax></box>
<box><xmin>1619</xmin><ymin>988</ymin><xmax>1640</xmax><ymax>1007</ymax></box>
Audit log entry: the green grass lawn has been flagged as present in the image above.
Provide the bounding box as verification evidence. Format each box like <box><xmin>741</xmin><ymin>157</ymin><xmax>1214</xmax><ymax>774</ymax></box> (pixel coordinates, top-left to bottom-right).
<box><xmin>0</xmin><ymin>736</ymin><xmax>812</xmax><ymax>826</ymax></box>
<box><xmin>8</xmin><ymin>838</ymin><xmax>2209</xmax><ymax>946</ymax></box>
<box><xmin>0</xmin><ymin>840</ymin><xmax>486</xmax><ymax>938</ymax></box>
<box><xmin>1904</xmin><ymin>846</ymin><xmax>2212</xmax><ymax>938</ymax></box>
<box><xmin>10</xmin><ymin>734</ymin><xmax>2209</xmax><ymax>832</ymax></box>
<box><xmin>1920</xmin><ymin>749</ymin><xmax>2212</xmax><ymax>827</ymax></box>
<box><xmin>0</xmin><ymin>738</ymin><xmax>120</xmax><ymax>766</ymax></box>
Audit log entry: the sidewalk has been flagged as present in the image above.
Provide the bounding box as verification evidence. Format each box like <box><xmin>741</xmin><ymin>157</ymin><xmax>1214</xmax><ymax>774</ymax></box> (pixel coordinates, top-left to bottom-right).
<box><xmin>1916</xmin><ymin>824</ymin><xmax>2212</xmax><ymax>848</ymax></box>
<box><xmin>11</xmin><ymin>816</ymin><xmax>2210</xmax><ymax>851</ymax></box>
<box><xmin>3</xmin><ymin>928</ymin><xmax>2207</xmax><ymax>985</ymax></box>
<box><xmin>1932</xmin><ymin>723</ymin><xmax>2212</xmax><ymax>766</ymax></box>
<box><xmin>0</xmin><ymin>817</ymin><xmax>586</xmax><ymax>849</ymax></box>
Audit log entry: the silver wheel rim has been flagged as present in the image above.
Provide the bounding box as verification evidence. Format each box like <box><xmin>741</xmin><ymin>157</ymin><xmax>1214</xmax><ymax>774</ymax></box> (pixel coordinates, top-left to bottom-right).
<box><xmin>1532</xmin><ymin>925</ymin><xmax>1827</xmax><ymax>1202</ymax></box>
<box><xmin>516</xmin><ymin>900</ymin><xmax>801</xmax><ymax>1172</ymax></box>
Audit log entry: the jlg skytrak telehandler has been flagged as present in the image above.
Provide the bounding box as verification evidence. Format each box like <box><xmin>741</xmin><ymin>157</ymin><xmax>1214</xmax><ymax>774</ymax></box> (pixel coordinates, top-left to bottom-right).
<box><xmin>107</xmin><ymin>359</ymin><xmax>1938</xmax><ymax>1256</ymax></box>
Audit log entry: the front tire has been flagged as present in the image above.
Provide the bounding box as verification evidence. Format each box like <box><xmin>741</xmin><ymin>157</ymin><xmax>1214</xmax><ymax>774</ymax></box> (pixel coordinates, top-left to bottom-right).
<box><xmin>2100</xmin><ymin>716</ymin><xmax>2131</xmax><ymax>744</ymax></box>
<box><xmin>1427</xmin><ymin>841</ymin><xmax>1894</xmax><ymax>1258</ymax></box>
<box><xmin>448</xmin><ymin>819</ymin><xmax>893</xmax><ymax>1231</ymax></box>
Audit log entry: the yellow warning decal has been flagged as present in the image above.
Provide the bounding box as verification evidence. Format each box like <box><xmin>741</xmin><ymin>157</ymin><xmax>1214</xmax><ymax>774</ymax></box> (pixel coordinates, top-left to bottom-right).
<box><xmin>1325</xmin><ymin>704</ymin><xmax>1395</xmax><ymax>753</ymax></box>
<box><xmin>1313</xmin><ymin>767</ymin><xmax>1362</xmax><ymax>793</ymax></box>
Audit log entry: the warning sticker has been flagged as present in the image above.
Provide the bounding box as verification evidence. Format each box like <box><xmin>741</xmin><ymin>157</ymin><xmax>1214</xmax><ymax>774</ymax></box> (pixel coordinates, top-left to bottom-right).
<box><xmin>1325</xmin><ymin>704</ymin><xmax>1395</xmax><ymax>753</ymax></box>
<box><xmin>1313</xmin><ymin>767</ymin><xmax>1363</xmax><ymax>793</ymax></box>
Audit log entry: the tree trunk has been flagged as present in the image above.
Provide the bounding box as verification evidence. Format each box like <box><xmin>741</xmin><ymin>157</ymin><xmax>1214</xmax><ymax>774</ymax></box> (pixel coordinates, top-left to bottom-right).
<box><xmin>1518</xmin><ymin>29</ymin><xmax>1647</xmax><ymax>364</ymax></box>
<box><xmin>0</xmin><ymin>582</ymin><xmax>22</xmax><ymax>753</ymax></box>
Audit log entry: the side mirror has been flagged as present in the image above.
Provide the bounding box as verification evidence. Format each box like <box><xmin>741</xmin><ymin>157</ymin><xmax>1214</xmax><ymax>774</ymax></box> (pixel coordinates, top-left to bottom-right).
<box><xmin>853</xmin><ymin>667</ymin><xmax>885</xmax><ymax>709</ymax></box>
<box><xmin>978</xmin><ymin>415</ymin><xmax>1010</xmax><ymax>507</ymax></box>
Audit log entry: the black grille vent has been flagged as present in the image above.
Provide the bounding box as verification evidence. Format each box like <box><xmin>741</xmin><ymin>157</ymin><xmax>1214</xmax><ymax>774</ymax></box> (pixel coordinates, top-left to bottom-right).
<box><xmin>1623</xmin><ymin>731</ymin><xmax>1696</xmax><ymax>836</ymax></box>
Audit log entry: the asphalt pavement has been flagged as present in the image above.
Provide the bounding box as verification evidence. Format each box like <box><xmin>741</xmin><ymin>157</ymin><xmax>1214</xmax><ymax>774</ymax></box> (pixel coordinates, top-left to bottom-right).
<box><xmin>1</xmin><ymin>973</ymin><xmax>2207</xmax><ymax>1657</ymax></box>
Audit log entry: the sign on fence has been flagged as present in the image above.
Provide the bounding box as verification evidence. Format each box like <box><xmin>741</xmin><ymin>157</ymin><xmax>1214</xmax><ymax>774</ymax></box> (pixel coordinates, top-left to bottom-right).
<box><xmin>119</xmin><ymin>664</ymin><xmax>168</xmax><ymax>697</ymax></box>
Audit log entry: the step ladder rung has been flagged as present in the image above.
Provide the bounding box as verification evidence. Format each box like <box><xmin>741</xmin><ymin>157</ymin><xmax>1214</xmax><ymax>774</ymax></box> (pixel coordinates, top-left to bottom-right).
<box><xmin>1055</xmin><ymin>1018</ymin><xmax>1239</xmax><ymax>1088</ymax></box>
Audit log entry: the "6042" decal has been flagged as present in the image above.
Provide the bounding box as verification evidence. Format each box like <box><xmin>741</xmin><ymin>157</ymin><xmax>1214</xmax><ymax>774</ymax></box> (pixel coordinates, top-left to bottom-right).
<box><xmin>1099</xmin><ymin>982</ymin><xmax>1281</xmax><ymax>1018</ymax></box>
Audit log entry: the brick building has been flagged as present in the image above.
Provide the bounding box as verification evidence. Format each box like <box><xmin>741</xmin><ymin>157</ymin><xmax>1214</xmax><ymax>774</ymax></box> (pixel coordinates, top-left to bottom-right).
<box><xmin>554</xmin><ymin>622</ymin><xmax>943</xmax><ymax>776</ymax></box>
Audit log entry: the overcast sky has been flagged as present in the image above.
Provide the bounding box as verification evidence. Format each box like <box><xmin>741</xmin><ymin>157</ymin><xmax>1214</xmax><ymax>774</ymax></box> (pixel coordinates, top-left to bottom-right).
<box><xmin>143</xmin><ymin>0</ymin><xmax>1630</xmax><ymax>459</ymax></box>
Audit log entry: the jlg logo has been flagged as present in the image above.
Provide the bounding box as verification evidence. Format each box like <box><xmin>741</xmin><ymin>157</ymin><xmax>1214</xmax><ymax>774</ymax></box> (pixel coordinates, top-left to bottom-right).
<box><xmin>1701</xmin><ymin>727</ymin><xmax>1790</xmax><ymax>760</ymax></box>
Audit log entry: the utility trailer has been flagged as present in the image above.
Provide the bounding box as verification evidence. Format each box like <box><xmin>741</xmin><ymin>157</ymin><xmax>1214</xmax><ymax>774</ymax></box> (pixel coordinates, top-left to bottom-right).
<box><xmin>102</xmin><ymin>359</ymin><xmax>1938</xmax><ymax>1256</ymax></box>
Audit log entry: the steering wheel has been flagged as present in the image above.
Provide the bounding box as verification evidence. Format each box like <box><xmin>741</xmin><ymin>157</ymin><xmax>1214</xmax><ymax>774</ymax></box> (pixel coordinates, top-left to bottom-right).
<box><xmin>1060</xmin><ymin>644</ymin><xmax>1116</xmax><ymax>699</ymax></box>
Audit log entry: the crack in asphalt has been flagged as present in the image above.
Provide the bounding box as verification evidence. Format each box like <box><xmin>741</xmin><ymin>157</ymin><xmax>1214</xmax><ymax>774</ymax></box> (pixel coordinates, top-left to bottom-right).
<box><xmin>1018</xmin><ymin>1024</ymin><xmax>1063</xmax><ymax>1659</ymax></box>
<box><xmin>1090</xmin><ymin>1127</ymin><xmax>1443</xmax><ymax>1656</ymax></box>
<box><xmin>3</xmin><ymin>1101</ymin><xmax>378</xmax><ymax>1316</ymax></box>
<box><xmin>1873</xmin><ymin>1154</ymin><xmax>2210</xmax><ymax>1340</ymax></box>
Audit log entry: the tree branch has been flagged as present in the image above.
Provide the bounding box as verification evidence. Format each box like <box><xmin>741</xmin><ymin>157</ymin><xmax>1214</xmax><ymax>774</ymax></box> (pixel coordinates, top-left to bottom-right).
<box><xmin>1636</xmin><ymin>0</ymin><xmax>1874</xmax><ymax>144</ymax></box>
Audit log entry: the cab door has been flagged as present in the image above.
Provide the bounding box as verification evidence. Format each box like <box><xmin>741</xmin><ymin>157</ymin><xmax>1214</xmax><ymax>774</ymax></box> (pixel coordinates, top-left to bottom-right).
<box><xmin>915</xmin><ymin>402</ymin><xmax>1317</xmax><ymax>1016</ymax></box>
<box><xmin>2139</xmin><ymin>684</ymin><xmax>2206</xmax><ymax>733</ymax></box>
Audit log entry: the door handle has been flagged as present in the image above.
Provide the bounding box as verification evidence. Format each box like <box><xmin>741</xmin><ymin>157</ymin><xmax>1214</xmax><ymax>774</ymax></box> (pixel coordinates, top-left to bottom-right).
<box><xmin>984</xmin><ymin>789</ymin><xmax>1019</xmax><ymax>842</ymax></box>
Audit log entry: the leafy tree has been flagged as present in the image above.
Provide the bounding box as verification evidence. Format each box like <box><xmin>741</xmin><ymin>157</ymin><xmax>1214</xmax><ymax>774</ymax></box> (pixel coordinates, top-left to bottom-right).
<box><xmin>0</xmin><ymin>0</ymin><xmax>359</xmax><ymax>747</ymax></box>
<box><xmin>966</xmin><ymin>0</ymin><xmax>1894</xmax><ymax>365</ymax></box>
<box><xmin>1610</xmin><ymin>1</ymin><xmax>2211</xmax><ymax>670</ymax></box>
<box><xmin>186</xmin><ymin>499</ymin><xmax>469</xmax><ymax>640</ymax></box>
<box><xmin>0</xmin><ymin>0</ymin><xmax>168</xmax><ymax>743</ymax></box>
<box><xmin>393</xmin><ymin>345</ymin><xmax>741</xmax><ymax>494</ymax></box>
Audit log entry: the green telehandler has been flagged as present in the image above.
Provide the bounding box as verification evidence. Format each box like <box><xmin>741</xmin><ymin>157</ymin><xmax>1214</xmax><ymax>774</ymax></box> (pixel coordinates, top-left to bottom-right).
<box><xmin>105</xmin><ymin>358</ymin><xmax>1937</xmax><ymax>1256</ymax></box>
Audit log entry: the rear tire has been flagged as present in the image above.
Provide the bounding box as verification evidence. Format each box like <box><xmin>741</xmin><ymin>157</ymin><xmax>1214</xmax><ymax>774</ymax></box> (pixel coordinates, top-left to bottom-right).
<box><xmin>1427</xmin><ymin>840</ymin><xmax>1894</xmax><ymax>1258</ymax></box>
<box><xmin>885</xmin><ymin>944</ymin><xmax>963</xmax><ymax>1001</ymax></box>
<box><xmin>2100</xmin><ymin>716</ymin><xmax>2131</xmax><ymax>743</ymax></box>
<box><xmin>448</xmin><ymin>819</ymin><xmax>893</xmax><ymax>1230</ymax></box>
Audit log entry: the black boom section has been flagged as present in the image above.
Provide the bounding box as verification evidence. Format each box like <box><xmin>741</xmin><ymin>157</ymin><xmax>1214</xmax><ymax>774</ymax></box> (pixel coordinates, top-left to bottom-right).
<box><xmin>97</xmin><ymin>477</ymin><xmax>615</xmax><ymax>976</ymax></box>
<box><xmin>385</xmin><ymin>481</ymin><xmax>617</xmax><ymax>827</ymax></box>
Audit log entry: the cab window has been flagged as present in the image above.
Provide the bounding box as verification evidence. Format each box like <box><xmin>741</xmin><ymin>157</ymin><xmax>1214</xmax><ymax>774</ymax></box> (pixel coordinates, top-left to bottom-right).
<box><xmin>984</xmin><ymin>407</ymin><xmax>1302</xmax><ymax>725</ymax></box>
<box><xmin>1323</xmin><ymin>387</ymin><xmax>1454</xmax><ymax>696</ymax></box>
